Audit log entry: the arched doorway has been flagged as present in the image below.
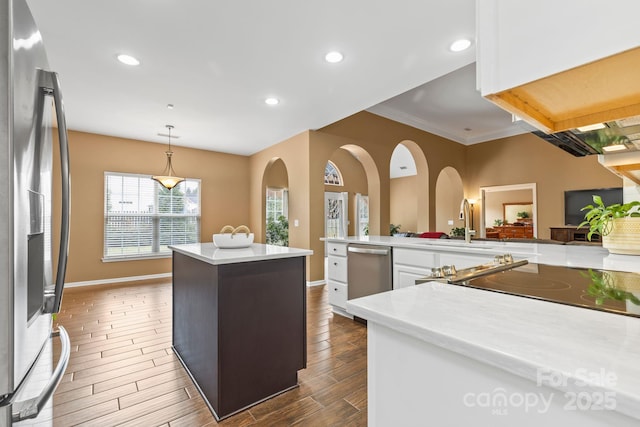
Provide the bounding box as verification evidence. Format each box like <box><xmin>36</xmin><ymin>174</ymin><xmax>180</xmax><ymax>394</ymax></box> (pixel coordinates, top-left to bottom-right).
<box><xmin>323</xmin><ymin>147</ymin><xmax>370</xmax><ymax>240</ymax></box>
<box><xmin>323</xmin><ymin>145</ymin><xmax>380</xmax><ymax>240</ymax></box>
<box><xmin>389</xmin><ymin>140</ymin><xmax>429</xmax><ymax>233</ymax></box>
<box><xmin>261</xmin><ymin>158</ymin><xmax>289</xmax><ymax>246</ymax></box>
<box><xmin>435</xmin><ymin>167</ymin><xmax>464</xmax><ymax>235</ymax></box>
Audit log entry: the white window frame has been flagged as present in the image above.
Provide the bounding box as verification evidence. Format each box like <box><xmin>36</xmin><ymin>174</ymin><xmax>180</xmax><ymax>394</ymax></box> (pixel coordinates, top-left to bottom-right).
<box><xmin>324</xmin><ymin>161</ymin><xmax>343</xmax><ymax>186</ymax></box>
<box><xmin>266</xmin><ymin>187</ymin><xmax>289</xmax><ymax>223</ymax></box>
<box><xmin>103</xmin><ymin>172</ymin><xmax>201</xmax><ymax>261</ymax></box>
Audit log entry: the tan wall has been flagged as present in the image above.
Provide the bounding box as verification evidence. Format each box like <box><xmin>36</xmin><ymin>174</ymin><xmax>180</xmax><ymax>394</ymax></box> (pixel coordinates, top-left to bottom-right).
<box><xmin>390</xmin><ymin>176</ymin><xmax>418</xmax><ymax>233</ymax></box>
<box><xmin>466</xmin><ymin>133</ymin><xmax>622</xmax><ymax>239</ymax></box>
<box><xmin>53</xmin><ymin>130</ymin><xmax>250</xmax><ymax>283</ymax></box>
<box><xmin>325</xmin><ymin>148</ymin><xmax>368</xmax><ymax>236</ymax></box>
<box><xmin>319</xmin><ymin>112</ymin><xmax>466</xmax><ymax>232</ymax></box>
<box><xmin>248</xmin><ymin>131</ymin><xmax>312</xmax><ymax>276</ymax></box>
<box><xmin>264</xmin><ymin>158</ymin><xmax>289</xmax><ymax>189</ymax></box>
<box><xmin>56</xmin><ymin>112</ymin><xmax>625</xmax><ymax>285</ymax></box>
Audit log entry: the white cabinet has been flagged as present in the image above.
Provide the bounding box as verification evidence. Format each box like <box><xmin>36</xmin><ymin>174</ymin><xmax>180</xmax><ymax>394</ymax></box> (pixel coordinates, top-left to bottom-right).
<box><xmin>477</xmin><ymin>0</ymin><xmax>640</xmax><ymax>96</ymax></box>
<box><xmin>327</xmin><ymin>241</ymin><xmax>347</xmax><ymax>257</ymax></box>
<box><xmin>327</xmin><ymin>281</ymin><xmax>347</xmax><ymax>310</ymax></box>
<box><xmin>439</xmin><ymin>253</ymin><xmax>495</xmax><ymax>270</ymax></box>
<box><xmin>327</xmin><ymin>255</ymin><xmax>347</xmax><ymax>283</ymax></box>
<box><xmin>393</xmin><ymin>248</ymin><xmax>438</xmax><ymax>289</ymax></box>
<box><xmin>393</xmin><ymin>248</ymin><xmax>497</xmax><ymax>289</ymax></box>
<box><xmin>477</xmin><ymin>0</ymin><xmax>640</xmax><ymax>133</ymax></box>
<box><xmin>326</xmin><ymin>242</ymin><xmax>348</xmax><ymax>311</ymax></box>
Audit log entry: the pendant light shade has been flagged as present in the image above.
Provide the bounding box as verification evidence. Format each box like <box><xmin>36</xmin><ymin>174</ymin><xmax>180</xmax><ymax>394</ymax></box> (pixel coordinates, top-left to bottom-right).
<box><xmin>152</xmin><ymin>125</ymin><xmax>185</xmax><ymax>190</ymax></box>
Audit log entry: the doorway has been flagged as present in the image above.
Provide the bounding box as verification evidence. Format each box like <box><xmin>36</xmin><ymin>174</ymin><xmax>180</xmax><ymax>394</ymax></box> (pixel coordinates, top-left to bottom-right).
<box><xmin>480</xmin><ymin>183</ymin><xmax>538</xmax><ymax>238</ymax></box>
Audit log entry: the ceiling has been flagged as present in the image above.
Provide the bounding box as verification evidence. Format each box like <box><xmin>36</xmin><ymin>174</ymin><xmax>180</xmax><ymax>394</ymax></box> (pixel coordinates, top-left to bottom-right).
<box><xmin>25</xmin><ymin>0</ymin><xmax>526</xmax><ymax>156</ymax></box>
<box><xmin>369</xmin><ymin>63</ymin><xmax>533</xmax><ymax>145</ymax></box>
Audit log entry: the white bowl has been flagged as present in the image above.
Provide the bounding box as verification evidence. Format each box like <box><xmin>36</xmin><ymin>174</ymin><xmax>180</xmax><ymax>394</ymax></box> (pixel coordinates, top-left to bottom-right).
<box><xmin>212</xmin><ymin>233</ymin><xmax>254</xmax><ymax>248</ymax></box>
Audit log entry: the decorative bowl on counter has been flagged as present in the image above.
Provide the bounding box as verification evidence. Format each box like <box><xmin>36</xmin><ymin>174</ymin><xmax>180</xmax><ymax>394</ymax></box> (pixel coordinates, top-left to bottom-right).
<box><xmin>213</xmin><ymin>225</ymin><xmax>254</xmax><ymax>248</ymax></box>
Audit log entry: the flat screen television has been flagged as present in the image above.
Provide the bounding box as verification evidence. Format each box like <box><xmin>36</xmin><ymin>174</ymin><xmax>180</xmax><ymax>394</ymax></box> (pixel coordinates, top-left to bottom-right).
<box><xmin>564</xmin><ymin>187</ymin><xmax>623</xmax><ymax>226</ymax></box>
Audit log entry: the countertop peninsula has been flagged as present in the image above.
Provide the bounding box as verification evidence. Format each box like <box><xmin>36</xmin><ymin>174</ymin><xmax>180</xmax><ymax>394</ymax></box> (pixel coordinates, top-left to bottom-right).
<box><xmin>331</xmin><ymin>236</ymin><xmax>640</xmax><ymax>424</ymax></box>
<box><xmin>323</xmin><ymin>235</ymin><xmax>640</xmax><ymax>274</ymax></box>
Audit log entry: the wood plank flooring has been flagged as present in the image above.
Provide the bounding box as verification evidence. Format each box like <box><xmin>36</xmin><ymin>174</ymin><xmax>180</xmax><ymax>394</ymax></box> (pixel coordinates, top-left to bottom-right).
<box><xmin>53</xmin><ymin>281</ymin><xmax>367</xmax><ymax>426</ymax></box>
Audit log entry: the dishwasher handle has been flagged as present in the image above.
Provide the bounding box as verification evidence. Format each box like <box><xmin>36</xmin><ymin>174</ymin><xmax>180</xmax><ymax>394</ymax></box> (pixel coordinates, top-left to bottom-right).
<box><xmin>348</xmin><ymin>246</ymin><xmax>390</xmax><ymax>256</ymax></box>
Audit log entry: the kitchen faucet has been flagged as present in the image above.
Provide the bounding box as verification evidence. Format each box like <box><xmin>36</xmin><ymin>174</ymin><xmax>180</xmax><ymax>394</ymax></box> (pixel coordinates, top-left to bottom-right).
<box><xmin>460</xmin><ymin>198</ymin><xmax>471</xmax><ymax>244</ymax></box>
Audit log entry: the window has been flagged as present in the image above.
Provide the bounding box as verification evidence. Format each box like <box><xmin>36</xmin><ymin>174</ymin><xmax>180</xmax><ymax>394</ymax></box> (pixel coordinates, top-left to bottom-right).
<box><xmin>324</xmin><ymin>161</ymin><xmax>343</xmax><ymax>185</ymax></box>
<box><xmin>266</xmin><ymin>187</ymin><xmax>288</xmax><ymax>223</ymax></box>
<box><xmin>104</xmin><ymin>172</ymin><xmax>201</xmax><ymax>260</ymax></box>
<box><xmin>266</xmin><ymin>188</ymin><xmax>288</xmax><ymax>246</ymax></box>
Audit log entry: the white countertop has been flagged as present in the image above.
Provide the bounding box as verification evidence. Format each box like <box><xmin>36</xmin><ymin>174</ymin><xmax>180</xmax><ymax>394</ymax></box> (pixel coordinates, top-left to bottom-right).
<box><xmin>346</xmin><ymin>281</ymin><xmax>640</xmax><ymax>420</ymax></box>
<box><xmin>169</xmin><ymin>242</ymin><xmax>313</xmax><ymax>265</ymax></box>
<box><xmin>325</xmin><ymin>236</ymin><xmax>640</xmax><ymax>274</ymax></box>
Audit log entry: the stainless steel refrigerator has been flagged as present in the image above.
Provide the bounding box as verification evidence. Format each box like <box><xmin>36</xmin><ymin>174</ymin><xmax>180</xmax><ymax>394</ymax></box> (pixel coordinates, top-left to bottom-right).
<box><xmin>0</xmin><ymin>0</ymin><xmax>71</xmax><ymax>425</ymax></box>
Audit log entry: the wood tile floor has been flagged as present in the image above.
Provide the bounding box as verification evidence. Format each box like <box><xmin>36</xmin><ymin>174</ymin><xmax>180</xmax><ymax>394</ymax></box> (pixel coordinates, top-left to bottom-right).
<box><xmin>53</xmin><ymin>281</ymin><xmax>367</xmax><ymax>426</ymax></box>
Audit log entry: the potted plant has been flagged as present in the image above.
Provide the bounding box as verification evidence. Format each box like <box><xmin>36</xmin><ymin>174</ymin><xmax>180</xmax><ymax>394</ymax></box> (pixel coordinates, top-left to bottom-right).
<box><xmin>579</xmin><ymin>195</ymin><xmax>640</xmax><ymax>255</ymax></box>
<box><xmin>390</xmin><ymin>223</ymin><xmax>402</xmax><ymax>236</ymax></box>
<box><xmin>450</xmin><ymin>227</ymin><xmax>465</xmax><ymax>237</ymax></box>
<box><xmin>516</xmin><ymin>211</ymin><xmax>530</xmax><ymax>220</ymax></box>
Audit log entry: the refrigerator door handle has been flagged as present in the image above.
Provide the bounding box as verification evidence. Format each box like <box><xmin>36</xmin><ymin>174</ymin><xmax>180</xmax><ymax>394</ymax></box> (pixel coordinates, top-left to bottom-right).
<box><xmin>11</xmin><ymin>326</ymin><xmax>70</xmax><ymax>422</ymax></box>
<box><xmin>41</xmin><ymin>70</ymin><xmax>70</xmax><ymax>314</ymax></box>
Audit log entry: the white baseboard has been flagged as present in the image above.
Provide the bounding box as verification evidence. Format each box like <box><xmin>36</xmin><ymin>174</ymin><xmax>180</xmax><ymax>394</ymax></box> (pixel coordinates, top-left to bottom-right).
<box><xmin>306</xmin><ymin>279</ymin><xmax>326</xmax><ymax>287</ymax></box>
<box><xmin>65</xmin><ymin>272</ymin><xmax>172</xmax><ymax>288</ymax></box>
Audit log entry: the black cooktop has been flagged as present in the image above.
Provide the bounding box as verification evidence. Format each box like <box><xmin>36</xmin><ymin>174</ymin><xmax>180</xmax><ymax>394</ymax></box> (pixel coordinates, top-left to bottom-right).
<box><xmin>456</xmin><ymin>264</ymin><xmax>640</xmax><ymax>318</ymax></box>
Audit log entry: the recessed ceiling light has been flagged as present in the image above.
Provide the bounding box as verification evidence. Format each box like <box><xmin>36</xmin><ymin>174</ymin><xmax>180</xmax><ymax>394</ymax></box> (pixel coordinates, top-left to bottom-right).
<box><xmin>325</xmin><ymin>51</ymin><xmax>344</xmax><ymax>63</ymax></box>
<box><xmin>449</xmin><ymin>39</ymin><xmax>472</xmax><ymax>52</ymax></box>
<box><xmin>265</xmin><ymin>97</ymin><xmax>279</xmax><ymax>105</ymax></box>
<box><xmin>167</xmin><ymin>104</ymin><xmax>174</xmax><ymax>110</ymax></box>
<box><xmin>117</xmin><ymin>54</ymin><xmax>140</xmax><ymax>66</ymax></box>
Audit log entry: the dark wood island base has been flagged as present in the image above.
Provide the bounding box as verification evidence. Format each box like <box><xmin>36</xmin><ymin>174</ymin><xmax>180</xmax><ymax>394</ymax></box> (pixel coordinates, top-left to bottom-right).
<box><xmin>171</xmin><ymin>247</ymin><xmax>309</xmax><ymax>420</ymax></box>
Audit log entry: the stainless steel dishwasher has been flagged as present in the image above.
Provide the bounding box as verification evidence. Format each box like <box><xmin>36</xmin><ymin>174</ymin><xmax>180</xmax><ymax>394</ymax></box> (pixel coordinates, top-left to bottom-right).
<box><xmin>347</xmin><ymin>244</ymin><xmax>392</xmax><ymax>300</ymax></box>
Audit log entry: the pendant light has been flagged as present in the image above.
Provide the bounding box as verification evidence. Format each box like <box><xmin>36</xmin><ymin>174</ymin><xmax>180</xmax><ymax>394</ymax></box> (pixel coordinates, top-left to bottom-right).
<box><xmin>152</xmin><ymin>125</ymin><xmax>185</xmax><ymax>190</ymax></box>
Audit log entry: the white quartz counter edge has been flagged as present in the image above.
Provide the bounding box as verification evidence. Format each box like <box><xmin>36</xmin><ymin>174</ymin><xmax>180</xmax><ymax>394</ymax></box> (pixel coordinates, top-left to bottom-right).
<box><xmin>170</xmin><ymin>242</ymin><xmax>313</xmax><ymax>265</ymax></box>
<box><xmin>346</xmin><ymin>282</ymin><xmax>640</xmax><ymax>420</ymax></box>
<box><xmin>324</xmin><ymin>236</ymin><xmax>640</xmax><ymax>273</ymax></box>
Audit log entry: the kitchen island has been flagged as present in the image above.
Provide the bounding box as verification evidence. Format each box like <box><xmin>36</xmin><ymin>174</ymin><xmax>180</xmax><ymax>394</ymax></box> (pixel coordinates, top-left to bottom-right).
<box><xmin>169</xmin><ymin>243</ymin><xmax>312</xmax><ymax>420</ymax></box>
<box><xmin>335</xmin><ymin>236</ymin><xmax>640</xmax><ymax>425</ymax></box>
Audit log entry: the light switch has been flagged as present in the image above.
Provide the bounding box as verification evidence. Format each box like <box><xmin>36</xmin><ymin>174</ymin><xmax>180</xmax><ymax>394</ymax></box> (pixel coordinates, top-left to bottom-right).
<box><xmin>448</xmin><ymin>220</ymin><xmax>454</xmax><ymax>225</ymax></box>
<box><xmin>294</xmin><ymin>219</ymin><xmax>299</xmax><ymax>227</ymax></box>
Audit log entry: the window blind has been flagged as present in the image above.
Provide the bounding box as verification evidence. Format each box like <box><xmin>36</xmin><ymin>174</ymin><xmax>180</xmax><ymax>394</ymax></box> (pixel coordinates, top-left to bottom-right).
<box><xmin>104</xmin><ymin>172</ymin><xmax>201</xmax><ymax>259</ymax></box>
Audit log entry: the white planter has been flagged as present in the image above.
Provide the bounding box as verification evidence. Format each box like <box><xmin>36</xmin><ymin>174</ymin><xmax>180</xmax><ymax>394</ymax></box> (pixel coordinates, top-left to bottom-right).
<box><xmin>603</xmin><ymin>217</ymin><xmax>640</xmax><ymax>255</ymax></box>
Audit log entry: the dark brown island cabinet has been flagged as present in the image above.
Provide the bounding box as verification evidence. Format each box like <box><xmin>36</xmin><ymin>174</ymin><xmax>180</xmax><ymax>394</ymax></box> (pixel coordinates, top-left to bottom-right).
<box><xmin>169</xmin><ymin>243</ymin><xmax>313</xmax><ymax>421</ymax></box>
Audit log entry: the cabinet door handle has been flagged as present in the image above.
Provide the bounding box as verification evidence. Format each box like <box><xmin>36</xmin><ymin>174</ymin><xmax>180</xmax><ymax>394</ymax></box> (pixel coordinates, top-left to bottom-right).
<box><xmin>333</xmin><ymin>262</ymin><xmax>338</xmax><ymax>266</ymax></box>
<box><xmin>334</xmin><ymin>288</ymin><xmax>338</xmax><ymax>291</ymax></box>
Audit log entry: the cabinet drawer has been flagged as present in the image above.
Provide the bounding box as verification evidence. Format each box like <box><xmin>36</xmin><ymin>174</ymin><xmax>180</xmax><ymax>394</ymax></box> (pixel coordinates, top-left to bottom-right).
<box><xmin>327</xmin><ymin>242</ymin><xmax>347</xmax><ymax>257</ymax></box>
<box><xmin>328</xmin><ymin>255</ymin><xmax>348</xmax><ymax>282</ymax></box>
<box><xmin>393</xmin><ymin>248</ymin><xmax>437</xmax><ymax>268</ymax></box>
<box><xmin>328</xmin><ymin>280</ymin><xmax>347</xmax><ymax>309</ymax></box>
